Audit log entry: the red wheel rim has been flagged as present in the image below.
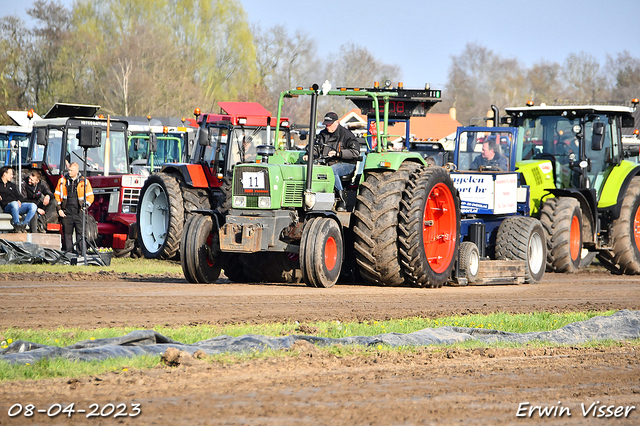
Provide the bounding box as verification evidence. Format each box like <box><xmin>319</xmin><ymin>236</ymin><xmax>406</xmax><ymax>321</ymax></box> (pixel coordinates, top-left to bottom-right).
<box><xmin>324</xmin><ymin>236</ymin><xmax>337</xmax><ymax>271</ymax></box>
<box><xmin>634</xmin><ymin>207</ymin><xmax>640</xmax><ymax>250</ymax></box>
<box><xmin>569</xmin><ymin>214</ymin><xmax>580</xmax><ymax>261</ymax></box>
<box><xmin>423</xmin><ymin>183</ymin><xmax>456</xmax><ymax>274</ymax></box>
<box><xmin>206</xmin><ymin>232</ymin><xmax>216</xmax><ymax>267</ymax></box>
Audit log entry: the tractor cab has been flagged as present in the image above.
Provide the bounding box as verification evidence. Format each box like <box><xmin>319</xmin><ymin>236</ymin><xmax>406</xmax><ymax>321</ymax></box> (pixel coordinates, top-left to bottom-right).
<box><xmin>26</xmin><ymin>103</ymin><xmax>144</xmax><ymax>256</ymax></box>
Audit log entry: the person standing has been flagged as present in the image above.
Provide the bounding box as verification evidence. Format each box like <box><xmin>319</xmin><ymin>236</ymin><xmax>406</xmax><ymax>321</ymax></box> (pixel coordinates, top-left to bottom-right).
<box><xmin>0</xmin><ymin>166</ymin><xmax>37</xmax><ymax>233</ymax></box>
<box><xmin>55</xmin><ymin>162</ymin><xmax>95</xmax><ymax>253</ymax></box>
<box><xmin>304</xmin><ymin>112</ymin><xmax>360</xmax><ymax>211</ymax></box>
<box><xmin>22</xmin><ymin>170</ymin><xmax>58</xmax><ymax>233</ymax></box>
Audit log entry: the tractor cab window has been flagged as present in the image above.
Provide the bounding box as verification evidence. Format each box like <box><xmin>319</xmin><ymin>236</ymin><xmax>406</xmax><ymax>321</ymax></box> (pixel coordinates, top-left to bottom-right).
<box><xmin>152</xmin><ymin>135</ymin><xmax>181</xmax><ymax>164</ymax></box>
<box><xmin>584</xmin><ymin>114</ymin><xmax>613</xmax><ymax>195</ymax></box>
<box><xmin>0</xmin><ymin>133</ymin><xmax>29</xmax><ymax>166</ymax></box>
<box><xmin>129</xmin><ymin>135</ymin><xmax>149</xmax><ymax>164</ymax></box>
<box><xmin>203</xmin><ymin>127</ymin><xmax>228</xmax><ymax>171</ymax></box>
<box><xmin>45</xmin><ymin>129</ymin><xmax>63</xmax><ymax>174</ymax></box>
<box><xmin>515</xmin><ymin>115</ymin><xmax>580</xmax><ymax>189</ymax></box>
<box><xmin>456</xmin><ymin>130</ymin><xmax>511</xmax><ymax>171</ymax></box>
<box><xmin>228</xmin><ymin>127</ymin><xmax>266</xmax><ymax>170</ymax></box>
<box><xmin>67</xmin><ymin>127</ymin><xmax>127</xmax><ymax>175</ymax></box>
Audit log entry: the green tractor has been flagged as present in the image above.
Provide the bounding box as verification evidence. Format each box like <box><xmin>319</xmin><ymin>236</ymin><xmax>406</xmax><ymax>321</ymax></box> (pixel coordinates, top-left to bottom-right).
<box><xmin>505</xmin><ymin>99</ymin><xmax>640</xmax><ymax>274</ymax></box>
<box><xmin>180</xmin><ymin>83</ymin><xmax>460</xmax><ymax>287</ymax></box>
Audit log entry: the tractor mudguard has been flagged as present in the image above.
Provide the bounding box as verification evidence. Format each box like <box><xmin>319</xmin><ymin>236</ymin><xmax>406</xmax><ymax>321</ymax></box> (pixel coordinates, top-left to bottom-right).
<box><xmin>542</xmin><ymin>188</ymin><xmax>597</xmax><ymax>244</ymax></box>
<box><xmin>363</xmin><ymin>152</ymin><xmax>425</xmax><ymax>172</ymax></box>
<box><xmin>161</xmin><ymin>163</ymin><xmax>214</xmax><ymax>188</ymax></box>
<box><xmin>598</xmin><ymin>161</ymin><xmax>640</xmax><ymax>214</ymax></box>
<box><xmin>190</xmin><ymin>209</ymin><xmax>225</xmax><ymax>230</ymax></box>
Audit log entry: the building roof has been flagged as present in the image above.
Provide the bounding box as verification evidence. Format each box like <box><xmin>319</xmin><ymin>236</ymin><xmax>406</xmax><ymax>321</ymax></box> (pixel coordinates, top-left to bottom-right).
<box><xmin>340</xmin><ymin>108</ymin><xmax>461</xmax><ymax>141</ymax></box>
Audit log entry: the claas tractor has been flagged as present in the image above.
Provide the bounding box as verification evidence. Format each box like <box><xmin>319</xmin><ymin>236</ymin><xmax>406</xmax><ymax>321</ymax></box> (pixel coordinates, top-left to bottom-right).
<box><xmin>450</xmin><ymin>126</ymin><xmax>547</xmax><ymax>285</ymax></box>
<box><xmin>25</xmin><ymin>103</ymin><xmax>144</xmax><ymax>256</ymax></box>
<box><xmin>136</xmin><ymin>102</ymin><xmax>292</xmax><ymax>260</ymax></box>
<box><xmin>180</xmin><ymin>82</ymin><xmax>461</xmax><ymax>288</ymax></box>
<box><xmin>504</xmin><ymin>99</ymin><xmax>640</xmax><ymax>274</ymax></box>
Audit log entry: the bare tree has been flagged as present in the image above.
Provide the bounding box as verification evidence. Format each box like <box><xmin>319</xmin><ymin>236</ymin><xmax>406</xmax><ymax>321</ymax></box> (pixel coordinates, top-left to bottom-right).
<box><xmin>527</xmin><ymin>61</ymin><xmax>562</xmax><ymax>104</ymax></box>
<box><xmin>561</xmin><ymin>51</ymin><xmax>608</xmax><ymax>101</ymax></box>
<box><xmin>606</xmin><ymin>51</ymin><xmax>640</xmax><ymax>101</ymax></box>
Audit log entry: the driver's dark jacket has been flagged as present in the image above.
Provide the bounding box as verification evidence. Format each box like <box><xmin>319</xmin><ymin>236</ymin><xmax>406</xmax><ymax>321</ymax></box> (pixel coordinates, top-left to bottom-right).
<box><xmin>307</xmin><ymin>125</ymin><xmax>360</xmax><ymax>166</ymax></box>
<box><xmin>470</xmin><ymin>152</ymin><xmax>508</xmax><ymax>171</ymax></box>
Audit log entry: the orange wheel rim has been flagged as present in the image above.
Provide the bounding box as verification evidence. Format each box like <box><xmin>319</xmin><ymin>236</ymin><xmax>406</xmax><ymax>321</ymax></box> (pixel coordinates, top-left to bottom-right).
<box><xmin>634</xmin><ymin>207</ymin><xmax>640</xmax><ymax>249</ymax></box>
<box><xmin>569</xmin><ymin>214</ymin><xmax>580</xmax><ymax>261</ymax></box>
<box><xmin>423</xmin><ymin>183</ymin><xmax>456</xmax><ymax>274</ymax></box>
<box><xmin>324</xmin><ymin>236</ymin><xmax>337</xmax><ymax>271</ymax></box>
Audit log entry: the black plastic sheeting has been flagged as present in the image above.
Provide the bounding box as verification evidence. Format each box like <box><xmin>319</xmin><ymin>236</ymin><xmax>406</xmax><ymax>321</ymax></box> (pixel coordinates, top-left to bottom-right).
<box><xmin>0</xmin><ymin>239</ymin><xmax>76</xmax><ymax>265</ymax></box>
<box><xmin>1</xmin><ymin>310</ymin><xmax>639</xmax><ymax>365</ymax></box>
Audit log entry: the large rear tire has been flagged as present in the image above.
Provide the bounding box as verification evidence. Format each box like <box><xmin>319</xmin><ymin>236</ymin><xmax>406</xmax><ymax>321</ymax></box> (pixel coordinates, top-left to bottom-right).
<box><xmin>539</xmin><ymin>197</ymin><xmax>582</xmax><ymax>273</ymax></box>
<box><xmin>398</xmin><ymin>166</ymin><xmax>459</xmax><ymax>288</ymax></box>
<box><xmin>300</xmin><ymin>217</ymin><xmax>343</xmax><ymax>288</ymax></box>
<box><xmin>496</xmin><ymin>216</ymin><xmax>547</xmax><ymax>284</ymax></box>
<box><xmin>137</xmin><ymin>173</ymin><xmax>184</xmax><ymax>260</ymax></box>
<box><xmin>182</xmin><ymin>187</ymin><xmax>211</xmax><ymax>220</ymax></box>
<box><xmin>609</xmin><ymin>176</ymin><xmax>640</xmax><ymax>274</ymax></box>
<box><xmin>353</xmin><ymin>162</ymin><xmax>420</xmax><ymax>286</ymax></box>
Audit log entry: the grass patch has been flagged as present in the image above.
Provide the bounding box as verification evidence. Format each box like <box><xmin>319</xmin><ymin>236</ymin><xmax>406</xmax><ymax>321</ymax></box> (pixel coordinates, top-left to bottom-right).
<box><xmin>0</xmin><ymin>310</ymin><xmax>626</xmax><ymax>381</ymax></box>
<box><xmin>1</xmin><ymin>311</ymin><xmax>616</xmax><ymax>348</ymax></box>
<box><xmin>0</xmin><ymin>355</ymin><xmax>159</xmax><ymax>381</ymax></box>
<box><xmin>0</xmin><ymin>257</ymin><xmax>182</xmax><ymax>275</ymax></box>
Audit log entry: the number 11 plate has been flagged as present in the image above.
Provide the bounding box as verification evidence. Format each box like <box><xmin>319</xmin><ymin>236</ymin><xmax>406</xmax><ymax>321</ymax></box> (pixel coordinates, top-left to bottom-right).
<box><xmin>242</xmin><ymin>172</ymin><xmax>265</xmax><ymax>189</ymax></box>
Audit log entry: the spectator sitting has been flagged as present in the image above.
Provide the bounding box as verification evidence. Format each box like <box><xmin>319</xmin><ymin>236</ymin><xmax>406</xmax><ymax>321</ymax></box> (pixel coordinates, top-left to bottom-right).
<box><xmin>22</xmin><ymin>170</ymin><xmax>59</xmax><ymax>233</ymax></box>
<box><xmin>0</xmin><ymin>166</ymin><xmax>37</xmax><ymax>233</ymax></box>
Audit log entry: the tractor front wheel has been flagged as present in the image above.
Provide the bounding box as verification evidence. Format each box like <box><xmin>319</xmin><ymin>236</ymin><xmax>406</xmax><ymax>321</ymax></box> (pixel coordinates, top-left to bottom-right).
<box><xmin>398</xmin><ymin>166</ymin><xmax>459</xmax><ymax>288</ymax></box>
<box><xmin>181</xmin><ymin>214</ymin><xmax>222</xmax><ymax>283</ymax></box>
<box><xmin>539</xmin><ymin>197</ymin><xmax>582</xmax><ymax>273</ymax></box>
<box><xmin>458</xmin><ymin>241</ymin><xmax>480</xmax><ymax>284</ymax></box>
<box><xmin>496</xmin><ymin>216</ymin><xmax>547</xmax><ymax>284</ymax></box>
<box><xmin>609</xmin><ymin>176</ymin><xmax>640</xmax><ymax>274</ymax></box>
<box><xmin>300</xmin><ymin>217</ymin><xmax>343</xmax><ymax>288</ymax></box>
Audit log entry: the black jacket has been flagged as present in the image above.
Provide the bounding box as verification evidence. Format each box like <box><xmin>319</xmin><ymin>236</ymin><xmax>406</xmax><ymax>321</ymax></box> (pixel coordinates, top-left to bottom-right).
<box><xmin>308</xmin><ymin>125</ymin><xmax>360</xmax><ymax>165</ymax></box>
<box><xmin>22</xmin><ymin>179</ymin><xmax>54</xmax><ymax>208</ymax></box>
<box><xmin>0</xmin><ymin>180</ymin><xmax>25</xmax><ymax>210</ymax></box>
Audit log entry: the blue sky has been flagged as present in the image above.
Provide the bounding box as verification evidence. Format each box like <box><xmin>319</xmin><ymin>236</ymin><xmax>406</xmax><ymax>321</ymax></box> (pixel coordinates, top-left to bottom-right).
<box><xmin>4</xmin><ymin>0</ymin><xmax>640</xmax><ymax>90</ymax></box>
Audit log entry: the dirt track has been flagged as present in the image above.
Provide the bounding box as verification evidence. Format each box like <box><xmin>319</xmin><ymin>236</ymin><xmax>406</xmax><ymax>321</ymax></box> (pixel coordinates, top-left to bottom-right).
<box><xmin>0</xmin><ymin>269</ymin><xmax>639</xmax><ymax>425</ymax></box>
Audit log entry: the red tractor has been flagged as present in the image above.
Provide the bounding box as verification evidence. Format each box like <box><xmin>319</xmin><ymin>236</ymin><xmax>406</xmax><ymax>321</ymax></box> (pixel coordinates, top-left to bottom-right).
<box><xmin>24</xmin><ymin>103</ymin><xmax>144</xmax><ymax>256</ymax></box>
<box><xmin>136</xmin><ymin>102</ymin><xmax>292</xmax><ymax>259</ymax></box>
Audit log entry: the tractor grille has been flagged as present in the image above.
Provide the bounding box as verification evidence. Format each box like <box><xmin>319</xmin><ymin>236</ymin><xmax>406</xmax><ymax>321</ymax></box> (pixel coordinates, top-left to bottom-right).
<box><xmin>233</xmin><ymin>166</ymin><xmax>270</xmax><ymax>197</ymax></box>
<box><xmin>122</xmin><ymin>188</ymin><xmax>141</xmax><ymax>214</ymax></box>
<box><xmin>531</xmin><ymin>167</ymin><xmax>543</xmax><ymax>186</ymax></box>
<box><xmin>283</xmin><ymin>182</ymin><xmax>304</xmax><ymax>206</ymax></box>
<box><xmin>246</xmin><ymin>197</ymin><xmax>259</xmax><ymax>208</ymax></box>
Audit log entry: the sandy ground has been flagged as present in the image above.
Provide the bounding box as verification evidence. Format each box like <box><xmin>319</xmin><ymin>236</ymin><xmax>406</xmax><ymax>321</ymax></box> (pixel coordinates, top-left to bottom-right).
<box><xmin>0</xmin><ymin>269</ymin><xmax>639</xmax><ymax>425</ymax></box>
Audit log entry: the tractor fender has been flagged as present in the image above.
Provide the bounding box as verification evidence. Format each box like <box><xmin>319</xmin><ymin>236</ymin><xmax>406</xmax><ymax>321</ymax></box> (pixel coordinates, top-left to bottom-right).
<box><xmin>542</xmin><ymin>188</ymin><xmax>596</xmax><ymax>244</ymax></box>
<box><xmin>190</xmin><ymin>209</ymin><xmax>225</xmax><ymax>230</ymax></box>
<box><xmin>605</xmin><ymin>163</ymin><xmax>640</xmax><ymax>220</ymax></box>
<box><xmin>304</xmin><ymin>212</ymin><xmax>345</xmax><ymax>255</ymax></box>
<box><xmin>160</xmin><ymin>163</ymin><xmax>211</xmax><ymax>188</ymax></box>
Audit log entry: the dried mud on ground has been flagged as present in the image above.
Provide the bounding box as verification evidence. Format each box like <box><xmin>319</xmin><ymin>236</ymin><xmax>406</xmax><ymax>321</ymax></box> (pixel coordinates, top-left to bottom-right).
<box><xmin>0</xmin><ymin>269</ymin><xmax>639</xmax><ymax>425</ymax></box>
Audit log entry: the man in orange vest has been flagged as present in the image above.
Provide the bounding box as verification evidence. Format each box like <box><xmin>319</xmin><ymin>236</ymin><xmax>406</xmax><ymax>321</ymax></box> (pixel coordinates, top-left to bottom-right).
<box><xmin>55</xmin><ymin>162</ymin><xmax>95</xmax><ymax>253</ymax></box>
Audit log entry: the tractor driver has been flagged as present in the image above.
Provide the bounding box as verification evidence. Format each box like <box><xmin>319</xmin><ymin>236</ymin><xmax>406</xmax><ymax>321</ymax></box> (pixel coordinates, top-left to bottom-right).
<box><xmin>303</xmin><ymin>112</ymin><xmax>360</xmax><ymax>211</ymax></box>
<box><xmin>470</xmin><ymin>137</ymin><xmax>508</xmax><ymax>171</ymax></box>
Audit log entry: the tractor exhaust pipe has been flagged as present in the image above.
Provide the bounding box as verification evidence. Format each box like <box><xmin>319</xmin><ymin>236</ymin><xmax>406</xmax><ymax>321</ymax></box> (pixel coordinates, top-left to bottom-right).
<box><xmin>491</xmin><ymin>105</ymin><xmax>499</xmax><ymax>127</ymax></box>
<box><xmin>305</xmin><ymin>84</ymin><xmax>319</xmax><ymax>192</ymax></box>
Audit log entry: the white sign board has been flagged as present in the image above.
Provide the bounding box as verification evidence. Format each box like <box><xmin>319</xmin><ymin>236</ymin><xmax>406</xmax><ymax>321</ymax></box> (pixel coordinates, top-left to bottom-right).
<box><xmin>451</xmin><ymin>172</ymin><xmax>518</xmax><ymax>214</ymax></box>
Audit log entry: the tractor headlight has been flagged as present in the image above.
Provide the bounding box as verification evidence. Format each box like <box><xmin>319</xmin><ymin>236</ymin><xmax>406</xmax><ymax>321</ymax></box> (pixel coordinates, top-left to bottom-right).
<box><xmin>233</xmin><ymin>196</ymin><xmax>246</xmax><ymax>208</ymax></box>
<box><xmin>122</xmin><ymin>205</ymin><xmax>130</xmax><ymax>214</ymax></box>
<box><xmin>258</xmin><ymin>196</ymin><xmax>271</xmax><ymax>208</ymax></box>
